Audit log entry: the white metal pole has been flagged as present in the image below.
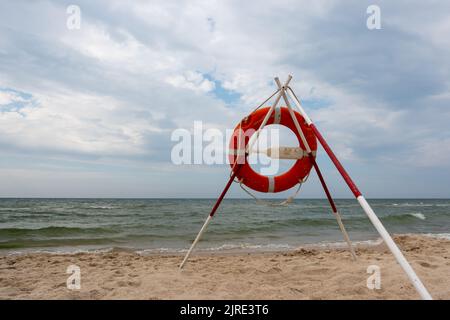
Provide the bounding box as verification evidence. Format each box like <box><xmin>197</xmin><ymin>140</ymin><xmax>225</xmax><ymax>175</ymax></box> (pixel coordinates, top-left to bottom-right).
<box><xmin>246</xmin><ymin>76</ymin><xmax>292</xmax><ymax>153</ymax></box>
<box><xmin>357</xmin><ymin>196</ymin><xmax>432</xmax><ymax>299</ymax></box>
<box><xmin>287</xmin><ymin>83</ymin><xmax>432</xmax><ymax>300</ymax></box>
<box><xmin>274</xmin><ymin>78</ymin><xmax>312</xmax><ymax>153</ymax></box>
<box><xmin>286</xmin><ymin>87</ymin><xmax>313</xmax><ymax>125</ymax></box>
<box><xmin>334</xmin><ymin>211</ymin><xmax>357</xmax><ymax>260</ymax></box>
<box><xmin>179</xmin><ymin>215</ymin><xmax>212</xmax><ymax>269</ymax></box>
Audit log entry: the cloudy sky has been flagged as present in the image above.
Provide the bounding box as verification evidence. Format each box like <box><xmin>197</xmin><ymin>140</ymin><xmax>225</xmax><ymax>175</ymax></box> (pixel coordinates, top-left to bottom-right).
<box><xmin>0</xmin><ymin>0</ymin><xmax>449</xmax><ymax>198</ymax></box>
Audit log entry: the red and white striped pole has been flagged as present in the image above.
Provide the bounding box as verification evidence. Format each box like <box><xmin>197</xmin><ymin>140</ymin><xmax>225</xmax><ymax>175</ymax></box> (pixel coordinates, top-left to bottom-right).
<box><xmin>179</xmin><ymin>167</ymin><xmax>241</xmax><ymax>269</ymax></box>
<box><xmin>180</xmin><ymin>77</ymin><xmax>291</xmax><ymax>269</ymax></box>
<box><xmin>274</xmin><ymin>77</ymin><xmax>356</xmax><ymax>260</ymax></box>
<box><xmin>286</xmin><ymin>85</ymin><xmax>432</xmax><ymax>300</ymax></box>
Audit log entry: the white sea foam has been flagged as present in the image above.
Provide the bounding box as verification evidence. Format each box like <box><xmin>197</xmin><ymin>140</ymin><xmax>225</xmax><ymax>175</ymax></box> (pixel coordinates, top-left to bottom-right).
<box><xmin>394</xmin><ymin>203</ymin><xmax>435</xmax><ymax>207</ymax></box>
<box><xmin>137</xmin><ymin>247</ymin><xmax>187</xmax><ymax>254</ymax></box>
<box><xmin>4</xmin><ymin>247</ymin><xmax>115</xmax><ymax>256</ymax></box>
<box><xmin>302</xmin><ymin>238</ymin><xmax>383</xmax><ymax>249</ymax></box>
<box><xmin>88</xmin><ymin>205</ymin><xmax>116</xmax><ymax>209</ymax></box>
<box><xmin>138</xmin><ymin>243</ymin><xmax>295</xmax><ymax>254</ymax></box>
<box><xmin>421</xmin><ymin>233</ymin><xmax>450</xmax><ymax>240</ymax></box>
<box><xmin>408</xmin><ymin>212</ymin><xmax>426</xmax><ymax>220</ymax></box>
<box><xmin>204</xmin><ymin>243</ymin><xmax>293</xmax><ymax>251</ymax></box>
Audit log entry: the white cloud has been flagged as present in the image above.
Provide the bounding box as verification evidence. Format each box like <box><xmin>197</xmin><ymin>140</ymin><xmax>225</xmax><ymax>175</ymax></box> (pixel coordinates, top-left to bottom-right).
<box><xmin>406</xmin><ymin>138</ymin><xmax>450</xmax><ymax>167</ymax></box>
<box><xmin>0</xmin><ymin>89</ymin><xmax>148</xmax><ymax>156</ymax></box>
<box><xmin>165</xmin><ymin>71</ymin><xmax>215</xmax><ymax>93</ymax></box>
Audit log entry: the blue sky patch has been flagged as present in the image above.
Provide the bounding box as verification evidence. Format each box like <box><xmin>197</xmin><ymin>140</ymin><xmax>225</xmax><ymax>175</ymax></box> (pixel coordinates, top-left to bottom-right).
<box><xmin>203</xmin><ymin>74</ymin><xmax>241</xmax><ymax>105</ymax></box>
<box><xmin>0</xmin><ymin>87</ymin><xmax>35</xmax><ymax>113</ymax></box>
<box><xmin>301</xmin><ymin>97</ymin><xmax>332</xmax><ymax>109</ymax></box>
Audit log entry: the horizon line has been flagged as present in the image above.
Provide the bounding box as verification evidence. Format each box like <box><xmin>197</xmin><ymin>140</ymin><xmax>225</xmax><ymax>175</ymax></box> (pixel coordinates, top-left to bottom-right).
<box><xmin>0</xmin><ymin>197</ymin><xmax>449</xmax><ymax>200</ymax></box>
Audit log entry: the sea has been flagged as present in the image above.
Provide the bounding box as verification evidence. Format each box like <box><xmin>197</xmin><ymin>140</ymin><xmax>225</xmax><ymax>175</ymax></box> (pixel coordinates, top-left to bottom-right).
<box><xmin>0</xmin><ymin>198</ymin><xmax>449</xmax><ymax>254</ymax></box>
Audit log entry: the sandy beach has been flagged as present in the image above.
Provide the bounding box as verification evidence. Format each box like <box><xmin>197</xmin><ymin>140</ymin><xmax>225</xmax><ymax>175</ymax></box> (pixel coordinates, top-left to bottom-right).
<box><xmin>0</xmin><ymin>234</ymin><xmax>448</xmax><ymax>300</ymax></box>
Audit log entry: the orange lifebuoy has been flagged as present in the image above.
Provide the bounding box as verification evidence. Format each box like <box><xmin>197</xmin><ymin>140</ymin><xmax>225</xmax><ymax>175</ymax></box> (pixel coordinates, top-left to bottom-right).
<box><xmin>229</xmin><ymin>106</ymin><xmax>317</xmax><ymax>193</ymax></box>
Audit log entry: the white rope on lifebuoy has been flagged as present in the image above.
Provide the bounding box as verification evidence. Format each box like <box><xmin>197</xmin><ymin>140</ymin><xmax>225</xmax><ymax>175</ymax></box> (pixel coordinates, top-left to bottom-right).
<box><xmin>238</xmin><ymin>174</ymin><xmax>309</xmax><ymax>207</ymax></box>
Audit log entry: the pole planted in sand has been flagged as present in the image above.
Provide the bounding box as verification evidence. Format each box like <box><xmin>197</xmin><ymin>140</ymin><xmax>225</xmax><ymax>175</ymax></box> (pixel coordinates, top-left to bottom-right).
<box><xmin>286</xmin><ymin>83</ymin><xmax>432</xmax><ymax>300</ymax></box>
<box><xmin>274</xmin><ymin>77</ymin><xmax>356</xmax><ymax>261</ymax></box>
<box><xmin>180</xmin><ymin>168</ymin><xmax>241</xmax><ymax>269</ymax></box>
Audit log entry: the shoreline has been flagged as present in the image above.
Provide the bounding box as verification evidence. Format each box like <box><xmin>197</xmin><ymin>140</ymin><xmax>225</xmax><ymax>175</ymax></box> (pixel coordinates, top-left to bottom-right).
<box><xmin>0</xmin><ymin>234</ymin><xmax>449</xmax><ymax>299</ymax></box>
<box><xmin>1</xmin><ymin>232</ymin><xmax>448</xmax><ymax>257</ymax></box>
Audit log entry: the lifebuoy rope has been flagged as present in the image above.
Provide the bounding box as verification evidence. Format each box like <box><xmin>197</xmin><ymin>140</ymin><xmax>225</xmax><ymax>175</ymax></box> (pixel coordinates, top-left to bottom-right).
<box><xmin>249</xmin><ymin>88</ymin><xmax>281</xmax><ymax>114</ymax></box>
<box><xmin>237</xmin><ymin>173</ymin><xmax>310</xmax><ymax>207</ymax></box>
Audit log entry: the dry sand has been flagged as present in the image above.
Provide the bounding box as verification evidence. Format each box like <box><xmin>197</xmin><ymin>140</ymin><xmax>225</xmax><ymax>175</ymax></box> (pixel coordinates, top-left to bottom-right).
<box><xmin>0</xmin><ymin>234</ymin><xmax>449</xmax><ymax>300</ymax></box>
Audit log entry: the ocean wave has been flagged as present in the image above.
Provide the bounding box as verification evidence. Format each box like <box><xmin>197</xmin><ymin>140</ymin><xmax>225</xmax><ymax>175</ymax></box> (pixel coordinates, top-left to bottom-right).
<box><xmin>0</xmin><ymin>237</ymin><xmax>122</xmax><ymax>249</ymax></box>
<box><xmin>0</xmin><ymin>226</ymin><xmax>115</xmax><ymax>237</ymax></box>
<box><xmin>87</xmin><ymin>205</ymin><xmax>117</xmax><ymax>209</ymax></box>
<box><xmin>3</xmin><ymin>247</ymin><xmax>113</xmax><ymax>256</ymax></box>
<box><xmin>407</xmin><ymin>212</ymin><xmax>426</xmax><ymax>220</ymax></box>
<box><xmin>391</xmin><ymin>202</ymin><xmax>448</xmax><ymax>208</ymax></box>
<box><xmin>0</xmin><ymin>207</ymin><xmax>34</xmax><ymax>212</ymax></box>
<box><xmin>209</xmin><ymin>212</ymin><xmax>432</xmax><ymax>235</ymax></box>
<box><xmin>421</xmin><ymin>233</ymin><xmax>450</xmax><ymax>240</ymax></box>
